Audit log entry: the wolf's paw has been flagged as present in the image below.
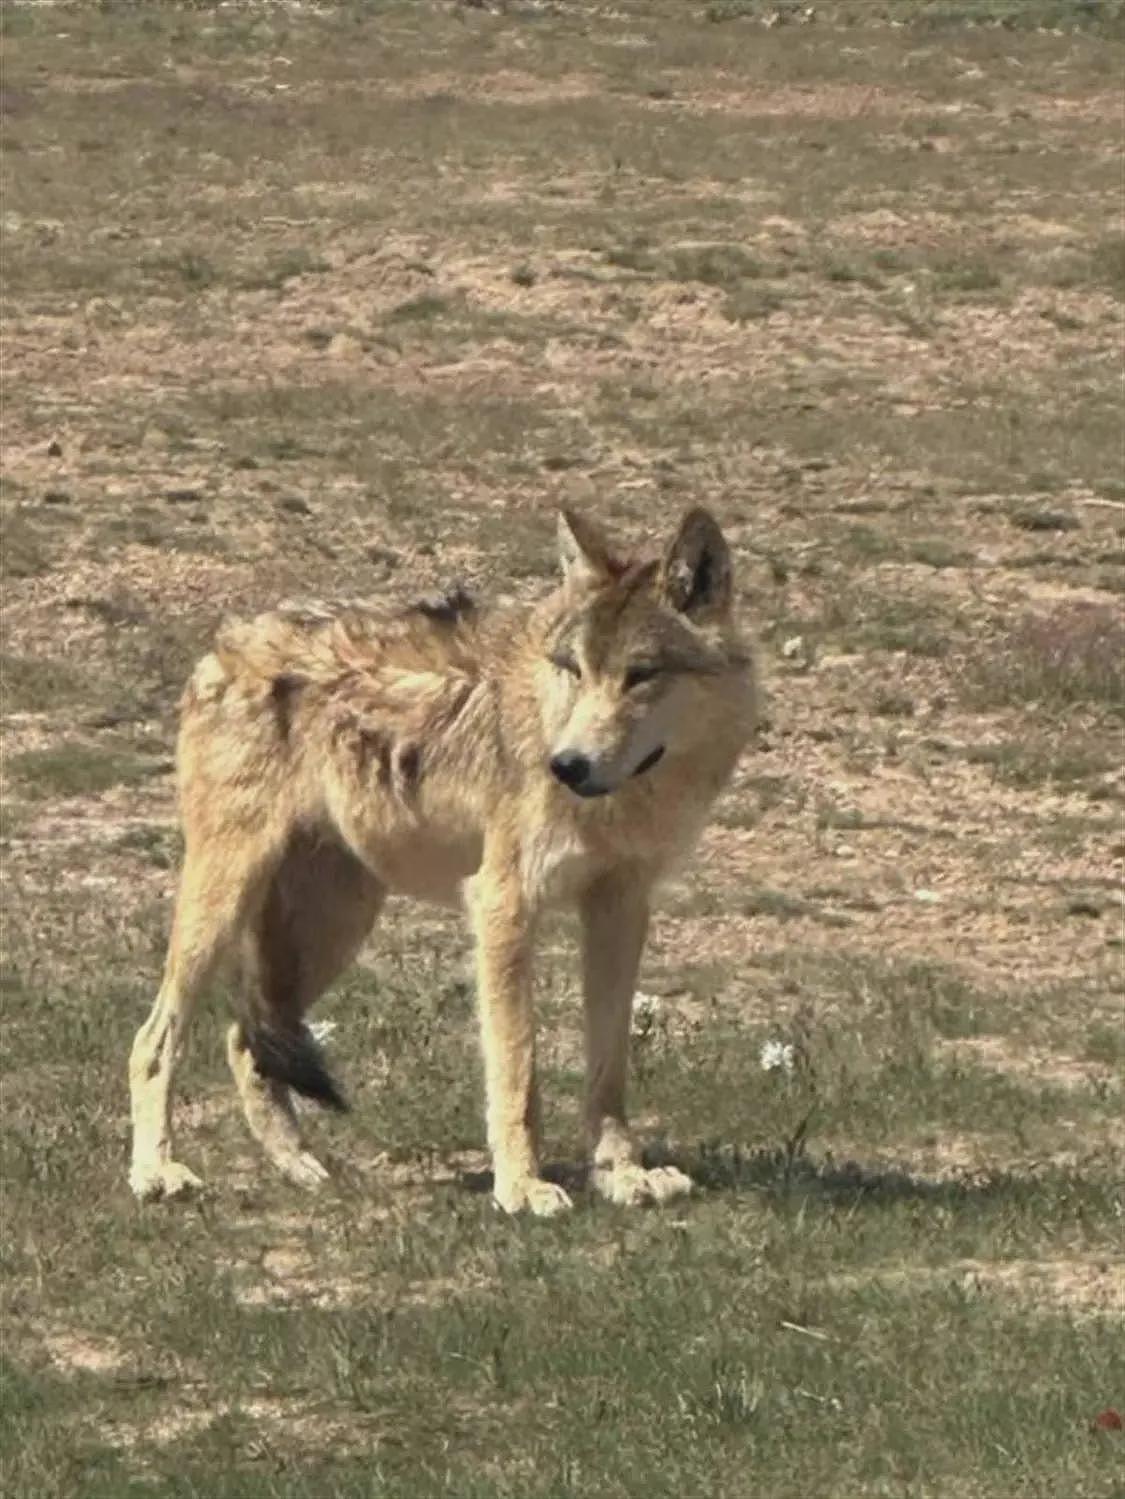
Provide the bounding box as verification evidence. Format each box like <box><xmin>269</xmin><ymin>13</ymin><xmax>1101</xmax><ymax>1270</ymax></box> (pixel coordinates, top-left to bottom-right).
<box><xmin>129</xmin><ymin>1160</ymin><xmax>204</xmax><ymax>1202</ymax></box>
<box><xmin>277</xmin><ymin>1150</ymin><xmax>331</xmax><ymax>1191</ymax></box>
<box><xmin>593</xmin><ymin>1163</ymin><xmax>693</xmax><ymax>1208</ymax></box>
<box><xmin>494</xmin><ymin>1176</ymin><xmax>574</xmax><ymax>1218</ymax></box>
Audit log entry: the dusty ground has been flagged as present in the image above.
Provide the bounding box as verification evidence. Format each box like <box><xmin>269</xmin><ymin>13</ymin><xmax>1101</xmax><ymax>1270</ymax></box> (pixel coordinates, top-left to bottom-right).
<box><xmin>1</xmin><ymin>3</ymin><xmax>1122</xmax><ymax>1497</ymax></box>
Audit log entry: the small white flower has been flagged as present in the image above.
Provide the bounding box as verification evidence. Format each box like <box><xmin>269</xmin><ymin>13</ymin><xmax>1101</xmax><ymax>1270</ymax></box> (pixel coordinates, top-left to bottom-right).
<box><xmin>760</xmin><ymin>1039</ymin><xmax>795</xmax><ymax>1074</ymax></box>
<box><xmin>632</xmin><ymin>993</ymin><xmax>663</xmax><ymax>1037</ymax></box>
<box><xmin>306</xmin><ymin>1019</ymin><xmax>338</xmax><ymax>1045</ymax></box>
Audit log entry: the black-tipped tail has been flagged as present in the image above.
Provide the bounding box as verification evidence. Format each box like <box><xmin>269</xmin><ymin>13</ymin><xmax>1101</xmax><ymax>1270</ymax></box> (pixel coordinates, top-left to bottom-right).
<box><xmin>247</xmin><ymin>1024</ymin><xmax>349</xmax><ymax>1113</ymax></box>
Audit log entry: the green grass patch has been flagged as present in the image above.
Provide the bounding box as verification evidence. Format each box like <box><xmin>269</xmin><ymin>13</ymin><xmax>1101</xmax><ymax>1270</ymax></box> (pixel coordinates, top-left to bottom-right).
<box><xmin>708</xmin><ymin>1</ymin><xmax>1124</xmax><ymax>33</ymax></box>
<box><xmin>1</xmin><ymin>655</ymin><xmax>92</xmax><ymax>714</ymax></box>
<box><xmin>7</xmin><ymin>740</ymin><xmax>168</xmax><ymax>799</ymax></box>
<box><xmin>814</xmin><ymin>590</ymin><xmax>954</xmax><ymax>658</ymax></box>
<box><xmin>238</xmin><ymin>246</ymin><xmax>330</xmax><ymax>292</ymax></box>
<box><xmin>961</xmin><ymin>606</ymin><xmax>1124</xmax><ymax>717</ymax></box>
<box><xmin>0</xmin><ymin>509</ymin><xmax>67</xmax><ymax>581</ymax></box>
<box><xmin>963</xmin><ymin>735</ymin><xmax>1118</xmax><ymax>794</ymax></box>
<box><xmin>1</xmin><ymin>927</ymin><xmax>1121</xmax><ymax>1498</ymax></box>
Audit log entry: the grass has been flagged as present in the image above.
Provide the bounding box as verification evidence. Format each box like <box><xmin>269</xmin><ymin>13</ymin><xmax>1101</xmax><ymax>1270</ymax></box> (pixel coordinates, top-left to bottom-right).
<box><xmin>3</xmin><ymin>1257</ymin><xmax>1120</xmax><ymax>1498</ymax></box>
<box><xmin>0</xmin><ymin>508</ymin><xmax>69</xmax><ymax>581</ymax></box>
<box><xmin>962</xmin><ymin>735</ymin><xmax>1118</xmax><ymax>794</ymax></box>
<box><xmin>1</xmin><ymin>1</ymin><xmax>1122</xmax><ymax>1495</ymax></box>
<box><xmin>707</xmin><ymin>0</ymin><xmax>1124</xmax><ymax>22</ymax></box>
<box><xmin>703</xmin><ymin>0</ymin><xmax>1124</xmax><ymax>25</ymax></box>
<box><xmin>1</xmin><ymin>928</ymin><xmax>1121</xmax><ymax>1498</ymax></box>
<box><xmin>813</xmin><ymin>589</ymin><xmax>956</xmax><ymax>659</ymax></box>
<box><xmin>0</xmin><ymin>656</ymin><xmax>92</xmax><ymax>714</ymax></box>
<box><xmin>961</xmin><ymin>605</ymin><xmax>1125</xmax><ymax>717</ymax></box>
<box><xmin>7</xmin><ymin>741</ymin><xmax>169</xmax><ymax>799</ymax></box>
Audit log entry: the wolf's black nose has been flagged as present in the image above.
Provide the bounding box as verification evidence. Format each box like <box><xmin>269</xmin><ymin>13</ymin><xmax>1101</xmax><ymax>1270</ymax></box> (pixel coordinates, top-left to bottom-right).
<box><xmin>550</xmin><ymin>751</ymin><xmax>592</xmax><ymax>790</ymax></box>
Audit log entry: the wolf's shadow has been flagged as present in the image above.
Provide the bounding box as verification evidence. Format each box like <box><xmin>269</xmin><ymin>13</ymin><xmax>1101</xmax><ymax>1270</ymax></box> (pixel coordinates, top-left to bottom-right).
<box><xmin>458</xmin><ymin>1142</ymin><xmax>1054</xmax><ymax>1210</ymax></box>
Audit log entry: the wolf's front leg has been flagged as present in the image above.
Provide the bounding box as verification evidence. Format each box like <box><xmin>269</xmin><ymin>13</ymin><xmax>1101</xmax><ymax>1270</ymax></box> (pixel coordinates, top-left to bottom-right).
<box><xmin>466</xmin><ymin>844</ymin><xmax>572</xmax><ymax>1218</ymax></box>
<box><xmin>581</xmin><ymin>874</ymin><xmax>693</xmax><ymax>1208</ymax></box>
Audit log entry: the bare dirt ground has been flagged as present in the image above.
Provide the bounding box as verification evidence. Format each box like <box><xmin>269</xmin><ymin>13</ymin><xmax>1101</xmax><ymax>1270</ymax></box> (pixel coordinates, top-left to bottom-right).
<box><xmin>1</xmin><ymin>3</ymin><xmax>1122</xmax><ymax>1497</ymax></box>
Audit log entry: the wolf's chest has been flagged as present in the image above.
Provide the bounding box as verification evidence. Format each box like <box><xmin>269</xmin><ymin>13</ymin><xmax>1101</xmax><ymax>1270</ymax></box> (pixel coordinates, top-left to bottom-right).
<box><xmin>519</xmin><ymin>820</ymin><xmax>601</xmax><ymax>906</ymax></box>
<box><xmin>362</xmin><ymin>828</ymin><xmax>483</xmax><ymax>906</ymax></box>
<box><xmin>517</xmin><ymin>790</ymin><xmax>701</xmax><ymax>906</ymax></box>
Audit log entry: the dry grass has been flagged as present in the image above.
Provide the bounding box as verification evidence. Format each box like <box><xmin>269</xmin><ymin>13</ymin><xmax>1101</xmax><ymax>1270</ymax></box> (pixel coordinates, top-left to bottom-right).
<box><xmin>1</xmin><ymin>3</ymin><xmax>1123</xmax><ymax>1497</ymax></box>
<box><xmin>961</xmin><ymin>604</ymin><xmax>1125</xmax><ymax>714</ymax></box>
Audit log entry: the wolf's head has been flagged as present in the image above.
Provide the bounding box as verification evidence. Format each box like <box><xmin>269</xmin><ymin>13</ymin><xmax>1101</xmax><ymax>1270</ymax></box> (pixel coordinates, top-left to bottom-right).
<box><xmin>537</xmin><ymin>507</ymin><xmax>753</xmax><ymax>800</ymax></box>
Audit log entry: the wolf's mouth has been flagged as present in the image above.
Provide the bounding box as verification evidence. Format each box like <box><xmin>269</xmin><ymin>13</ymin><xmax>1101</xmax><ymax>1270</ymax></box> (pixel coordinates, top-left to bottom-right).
<box><xmin>563</xmin><ymin>745</ymin><xmax>666</xmax><ymax>799</ymax></box>
<box><xmin>631</xmin><ymin>745</ymin><xmax>665</xmax><ymax>778</ymax></box>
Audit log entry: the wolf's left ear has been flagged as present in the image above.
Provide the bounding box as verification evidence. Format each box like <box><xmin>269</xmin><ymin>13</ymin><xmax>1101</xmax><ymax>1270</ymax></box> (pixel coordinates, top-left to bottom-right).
<box><xmin>558</xmin><ymin>509</ymin><xmax>615</xmax><ymax>586</ymax></box>
<box><xmin>660</xmin><ymin>508</ymin><xmax>732</xmax><ymax>620</ymax></box>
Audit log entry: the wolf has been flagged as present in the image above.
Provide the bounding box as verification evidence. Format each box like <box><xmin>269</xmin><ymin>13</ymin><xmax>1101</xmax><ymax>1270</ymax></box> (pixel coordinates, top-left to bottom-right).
<box><xmin>127</xmin><ymin>507</ymin><xmax>757</xmax><ymax>1216</ymax></box>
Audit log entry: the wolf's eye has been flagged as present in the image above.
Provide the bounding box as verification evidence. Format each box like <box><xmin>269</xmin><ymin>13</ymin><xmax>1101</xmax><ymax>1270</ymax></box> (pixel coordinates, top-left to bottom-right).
<box><xmin>550</xmin><ymin>652</ymin><xmax>581</xmax><ymax>678</ymax></box>
<box><xmin>624</xmin><ymin>664</ymin><xmax>660</xmax><ymax>690</ymax></box>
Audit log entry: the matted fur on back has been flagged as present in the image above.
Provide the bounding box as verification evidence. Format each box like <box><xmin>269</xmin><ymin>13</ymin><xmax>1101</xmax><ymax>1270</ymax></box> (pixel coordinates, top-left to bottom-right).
<box><xmin>210</xmin><ymin>589</ymin><xmax>482</xmax><ymax>694</ymax></box>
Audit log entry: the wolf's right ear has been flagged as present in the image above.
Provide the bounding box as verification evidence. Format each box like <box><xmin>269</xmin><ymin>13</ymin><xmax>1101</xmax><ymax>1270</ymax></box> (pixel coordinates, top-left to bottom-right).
<box><xmin>557</xmin><ymin>510</ymin><xmax>614</xmax><ymax>586</ymax></box>
<box><xmin>660</xmin><ymin>508</ymin><xmax>733</xmax><ymax>620</ymax></box>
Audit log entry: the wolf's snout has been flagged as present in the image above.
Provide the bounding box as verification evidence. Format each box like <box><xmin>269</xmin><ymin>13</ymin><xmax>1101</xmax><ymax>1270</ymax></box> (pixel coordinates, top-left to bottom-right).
<box><xmin>549</xmin><ymin>750</ymin><xmax>593</xmax><ymax>791</ymax></box>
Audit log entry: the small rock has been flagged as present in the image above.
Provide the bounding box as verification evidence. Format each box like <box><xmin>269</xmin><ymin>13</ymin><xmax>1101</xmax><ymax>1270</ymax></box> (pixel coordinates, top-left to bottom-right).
<box><xmin>84</xmin><ymin>296</ymin><xmax>130</xmax><ymax>325</ymax></box>
<box><xmin>1012</xmin><ymin>507</ymin><xmax>1080</xmax><ymax>534</ymax></box>
<box><xmin>327</xmin><ymin>332</ymin><xmax>363</xmax><ymax>360</ymax></box>
<box><xmin>42</xmin><ymin>488</ymin><xmax>71</xmax><ymax>505</ymax></box>
<box><xmin>1066</xmin><ymin>897</ymin><xmax>1103</xmax><ymax>919</ymax></box>
<box><xmin>278</xmin><ymin>495</ymin><xmax>312</xmax><ymax>516</ymax></box>
<box><xmin>85</xmin><ymin>710</ymin><xmax>135</xmax><ymax>730</ymax></box>
<box><xmin>914</xmin><ymin>889</ymin><xmax>941</xmax><ymax>904</ymax></box>
<box><xmin>780</xmin><ymin>635</ymin><xmax>805</xmax><ymax>660</ymax></box>
<box><xmin>163</xmin><ymin>487</ymin><xmax>203</xmax><ymax>505</ymax></box>
<box><xmin>46</xmin><ymin>438</ymin><xmax>63</xmax><ymax>458</ymax></box>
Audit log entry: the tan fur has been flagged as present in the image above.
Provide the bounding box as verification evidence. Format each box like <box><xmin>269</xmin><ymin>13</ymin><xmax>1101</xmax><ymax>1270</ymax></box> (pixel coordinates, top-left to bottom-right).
<box><xmin>128</xmin><ymin>509</ymin><xmax>757</xmax><ymax>1215</ymax></box>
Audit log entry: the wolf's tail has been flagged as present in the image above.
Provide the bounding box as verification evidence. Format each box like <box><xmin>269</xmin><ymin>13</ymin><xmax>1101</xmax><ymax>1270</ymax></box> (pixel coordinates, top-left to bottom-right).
<box><xmin>244</xmin><ymin>1019</ymin><xmax>349</xmax><ymax>1113</ymax></box>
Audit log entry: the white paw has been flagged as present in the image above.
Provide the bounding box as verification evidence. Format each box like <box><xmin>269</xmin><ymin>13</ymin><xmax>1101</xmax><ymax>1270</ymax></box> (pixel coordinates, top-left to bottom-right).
<box><xmin>494</xmin><ymin>1176</ymin><xmax>574</xmax><ymax>1218</ymax></box>
<box><xmin>129</xmin><ymin>1160</ymin><xmax>204</xmax><ymax>1202</ymax></box>
<box><xmin>593</xmin><ymin>1163</ymin><xmax>694</xmax><ymax>1207</ymax></box>
<box><xmin>278</xmin><ymin>1150</ymin><xmax>330</xmax><ymax>1190</ymax></box>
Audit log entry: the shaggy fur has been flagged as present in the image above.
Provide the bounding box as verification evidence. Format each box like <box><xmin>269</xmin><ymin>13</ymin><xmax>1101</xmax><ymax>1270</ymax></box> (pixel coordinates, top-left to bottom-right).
<box><xmin>128</xmin><ymin>508</ymin><xmax>758</xmax><ymax>1215</ymax></box>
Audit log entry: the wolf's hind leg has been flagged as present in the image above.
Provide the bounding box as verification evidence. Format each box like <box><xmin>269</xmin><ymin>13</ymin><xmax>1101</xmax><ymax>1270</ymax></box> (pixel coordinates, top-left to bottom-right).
<box><xmin>129</xmin><ymin>839</ymin><xmax>273</xmax><ymax>1201</ymax></box>
<box><xmin>231</xmin><ymin>832</ymin><xmax>383</xmax><ymax>1187</ymax></box>
<box><xmin>226</xmin><ymin>1024</ymin><xmax>329</xmax><ymax>1189</ymax></box>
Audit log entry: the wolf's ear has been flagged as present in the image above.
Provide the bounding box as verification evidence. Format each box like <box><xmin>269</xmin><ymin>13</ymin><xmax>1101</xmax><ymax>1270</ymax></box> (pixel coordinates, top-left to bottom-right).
<box><xmin>660</xmin><ymin>508</ymin><xmax>732</xmax><ymax>619</ymax></box>
<box><xmin>558</xmin><ymin>510</ymin><xmax>614</xmax><ymax>586</ymax></box>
